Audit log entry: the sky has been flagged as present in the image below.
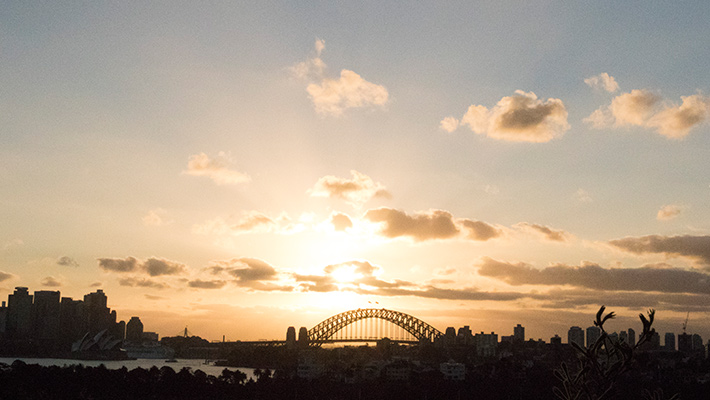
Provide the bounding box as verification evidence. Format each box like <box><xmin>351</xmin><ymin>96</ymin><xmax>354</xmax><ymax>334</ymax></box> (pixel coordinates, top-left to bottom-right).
<box><xmin>1</xmin><ymin>1</ymin><xmax>710</xmax><ymax>343</ymax></box>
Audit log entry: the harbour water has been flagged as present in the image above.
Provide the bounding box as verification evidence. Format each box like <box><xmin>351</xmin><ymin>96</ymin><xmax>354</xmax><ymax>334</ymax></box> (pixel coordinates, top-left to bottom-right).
<box><xmin>0</xmin><ymin>357</ymin><xmax>256</xmax><ymax>380</ymax></box>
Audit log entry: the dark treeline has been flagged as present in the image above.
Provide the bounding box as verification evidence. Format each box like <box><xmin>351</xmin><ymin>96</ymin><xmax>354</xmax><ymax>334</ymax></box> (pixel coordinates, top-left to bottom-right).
<box><xmin>2</xmin><ymin>356</ymin><xmax>710</xmax><ymax>400</ymax></box>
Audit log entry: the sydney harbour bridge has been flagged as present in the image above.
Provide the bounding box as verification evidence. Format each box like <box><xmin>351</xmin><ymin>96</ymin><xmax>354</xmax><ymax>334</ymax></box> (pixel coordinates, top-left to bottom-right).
<box><xmin>235</xmin><ymin>308</ymin><xmax>444</xmax><ymax>347</ymax></box>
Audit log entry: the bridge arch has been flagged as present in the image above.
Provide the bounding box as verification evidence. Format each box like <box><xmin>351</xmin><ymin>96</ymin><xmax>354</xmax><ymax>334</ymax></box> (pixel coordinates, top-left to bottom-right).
<box><xmin>307</xmin><ymin>308</ymin><xmax>443</xmax><ymax>346</ymax></box>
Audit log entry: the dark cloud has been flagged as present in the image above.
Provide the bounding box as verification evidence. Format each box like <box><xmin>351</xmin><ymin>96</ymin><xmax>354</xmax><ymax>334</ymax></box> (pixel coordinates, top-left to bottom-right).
<box><xmin>331</xmin><ymin>212</ymin><xmax>353</xmax><ymax>231</ymax></box>
<box><xmin>0</xmin><ymin>271</ymin><xmax>14</xmax><ymax>282</ymax></box>
<box><xmin>294</xmin><ymin>274</ymin><xmax>339</xmax><ymax>292</ymax></box>
<box><xmin>477</xmin><ymin>257</ymin><xmax>710</xmax><ymax>294</ymax></box>
<box><xmin>57</xmin><ymin>256</ymin><xmax>79</xmax><ymax>267</ymax></box>
<box><xmin>517</xmin><ymin>223</ymin><xmax>568</xmax><ymax>241</ymax></box>
<box><xmin>98</xmin><ymin>257</ymin><xmax>139</xmax><ymax>273</ymax></box>
<box><xmin>356</xmin><ymin>286</ymin><xmax>528</xmax><ymax>301</ymax></box>
<box><xmin>144</xmin><ymin>257</ymin><xmax>186</xmax><ymax>276</ymax></box>
<box><xmin>97</xmin><ymin>256</ymin><xmax>187</xmax><ymax>276</ymax></box>
<box><xmin>41</xmin><ymin>276</ymin><xmax>62</xmax><ymax>287</ymax></box>
<box><xmin>609</xmin><ymin>235</ymin><xmax>710</xmax><ymax>265</ymax></box>
<box><xmin>365</xmin><ymin>208</ymin><xmax>459</xmax><ymax>241</ymax></box>
<box><xmin>89</xmin><ymin>282</ymin><xmax>102</xmax><ymax>287</ymax></box>
<box><xmin>460</xmin><ymin>219</ymin><xmax>501</xmax><ymax>241</ymax></box>
<box><xmin>460</xmin><ymin>90</ymin><xmax>569</xmax><ymax>143</ymax></box>
<box><xmin>188</xmin><ymin>279</ymin><xmax>227</xmax><ymax>289</ymax></box>
<box><xmin>208</xmin><ymin>258</ymin><xmax>281</xmax><ymax>289</ymax></box>
<box><xmin>118</xmin><ymin>277</ymin><xmax>168</xmax><ymax>289</ymax></box>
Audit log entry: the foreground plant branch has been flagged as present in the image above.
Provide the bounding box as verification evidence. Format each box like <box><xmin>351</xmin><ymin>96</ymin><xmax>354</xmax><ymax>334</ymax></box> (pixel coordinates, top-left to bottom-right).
<box><xmin>554</xmin><ymin>306</ymin><xmax>676</xmax><ymax>400</ymax></box>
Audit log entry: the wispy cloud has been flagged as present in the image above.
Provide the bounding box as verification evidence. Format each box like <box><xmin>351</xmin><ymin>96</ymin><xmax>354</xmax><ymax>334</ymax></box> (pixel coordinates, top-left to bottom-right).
<box><xmin>57</xmin><ymin>256</ymin><xmax>79</xmax><ymax>267</ymax></box>
<box><xmin>657</xmin><ymin>204</ymin><xmax>682</xmax><ymax>221</ymax></box>
<box><xmin>516</xmin><ymin>222</ymin><xmax>570</xmax><ymax>242</ymax></box>
<box><xmin>0</xmin><ymin>271</ymin><xmax>15</xmax><ymax>282</ymax></box>
<box><xmin>183</xmin><ymin>152</ymin><xmax>250</xmax><ymax>185</ymax></box>
<box><xmin>41</xmin><ymin>276</ymin><xmax>63</xmax><ymax>287</ymax></box>
<box><xmin>453</xmin><ymin>90</ymin><xmax>569</xmax><ymax>143</ymax></box>
<box><xmin>142</xmin><ymin>208</ymin><xmax>172</xmax><ymax>227</ymax></box>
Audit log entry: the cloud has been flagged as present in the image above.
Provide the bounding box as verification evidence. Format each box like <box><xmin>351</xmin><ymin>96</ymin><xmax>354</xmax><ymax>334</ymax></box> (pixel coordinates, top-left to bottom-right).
<box><xmin>57</xmin><ymin>256</ymin><xmax>79</xmax><ymax>267</ymax></box>
<box><xmin>118</xmin><ymin>277</ymin><xmax>168</xmax><ymax>289</ymax></box>
<box><xmin>98</xmin><ymin>256</ymin><xmax>186</xmax><ymax>276</ymax></box>
<box><xmin>330</xmin><ymin>212</ymin><xmax>353</xmax><ymax>231</ymax></box>
<box><xmin>41</xmin><ymin>276</ymin><xmax>62</xmax><ymax>287</ymax></box>
<box><xmin>584</xmin><ymin>73</ymin><xmax>619</xmax><ymax>93</ymax></box>
<box><xmin>2</xmin><ymin>239</ymin><xmax>24</xmax><ymax>251</ymax></box>
<box><xmin>365</xmin><ymin>208</ymin><xmax>459</xmax><ymax>241</ymax></box>
<box><xmin>516</xmin><ymin>223</ymin><xmax>569</xmax><ymax>242</ymax></box>
<box><xmin>193</xmin><ymin>211</ymin><xmax>298</xmax><ymax>236</ymax></box>
<box><xmin>144</xmin><ymin>257</ymin><xmax>186</xmax><ymax>276</ymax></box>
<box><xmin>459</xmin><ymin>90</ymin><xmax>569</xmax><ymax>143</ymax></box>
<box><xmin>89</xmin><ymin>282</ymin><xmax>102</xmax><ymax>287</ymax></box>
<box><xmin>355</xmin><ymin>286</ymin><xmax>529</xmax><ymax>302</ymax></box>
<box><xmin>657</xmin><ymin>204</ymin><xmax>681</xmax><ymax>221</ymax></box>
<box><xmin>310</xmin><ymin>170</ymin><xmax>391</xmax><ymax>207</ymax></box>
<box><xmin>608</xmin><ymin>235</ymin><xmax>710</xmax><ymax>265</ymax></box>
<box><xmin>292</xmin><ymin>40</ymin><xmax>388</xmax><ymax>116</ymax></box>
<box><xmin>307</xmin><ymin>69</ymin><xmax>389</xmax><ymax>116</ymax></box>
<box><xmin>573</xmin><ymin>188</ymin><xmax>593</xmax><ymax>203</ymax></box>
<box><xmin>142</xmin><ymin>208</ymin><xmax>172</xmax><ymax>227</ymax></box>
<box><xmin>439</xmin><ymin>116</ymin><xmax>460</xmax><ymax>133</ymax></box>
<box><xmin>98</xmin><ymin>257</ymin><xmax>139</xmax><ymax>273</ymax></box>
<box><xmin>460</xmin><ymin>219</ymin><xmax>501</xmax><ymax>241</ymax></box>
<box><xmin>477</xmin><ymin>257</ymin><xmax>710</xmax><ymax>295</ymax></box>
<box><xmin>585</xmin><ymin>90</ymin><xmax>709</xmax><ymax>138</ymax></box>
<box><xmin>289</xmin><ymin>38</ymin><xmax>327</xmax><ymax>80</ymax></box>
<box><xmin>183</xmin><ymin>152</ymin><xmax>250</xmax><ymax>185</ymax></box>
<box><xmin>647</xmin><ymin>94</ymin><xmax>710</xmax><ymax>138</ymax></box>
<box><xmin>208</xmin><ymin>258</ymin><xmax>281</xmax><ymax>289</ymax></box>
<box><xmin>188</xmin><ymin>279</ymin><xmax>227</xmax><ymax>289</ymax></box>
<box><xmin>144</xmin><ymin>294</ymin><xmax>165</xmax><ymax>300</ymax></box>
<box><xmin>0</xmin><ymin>271</ymin><xmax>15</xmax><ymax>282</ymax></box>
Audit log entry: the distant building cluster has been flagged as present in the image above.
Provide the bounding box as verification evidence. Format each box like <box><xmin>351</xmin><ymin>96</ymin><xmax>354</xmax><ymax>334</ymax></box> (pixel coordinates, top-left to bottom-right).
<box><xmin>0</xmin><ymin>286</ymin><xmax>156</xmax><ymax>357</ymax></box>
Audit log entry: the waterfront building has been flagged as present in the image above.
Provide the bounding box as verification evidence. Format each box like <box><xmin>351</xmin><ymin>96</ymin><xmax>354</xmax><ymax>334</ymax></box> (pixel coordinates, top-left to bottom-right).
<box><xmin>126</xmin><ymin>316</ymin><xmax>144</xmax><ymax>343</ymax></box>
<box><xmin>568</xmin><ymin>326</ymin><xmax>584</xmax><ymax>347</ymax></box>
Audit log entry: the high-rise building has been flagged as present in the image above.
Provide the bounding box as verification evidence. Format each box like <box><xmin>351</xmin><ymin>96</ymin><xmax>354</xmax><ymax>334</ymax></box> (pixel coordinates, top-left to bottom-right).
<box><xmin>457</xmin><ymin>326</ymin><xmax>474</xmax><ymax>346</ymax></box>
<box><xmin>84</xmin><ymin>289</ymin><xmax>111</xmax><ymax>334</ymax></box>
<box><xmin>0</xmin><ymin>301</ymin><xmax>7</xmax><ymax>337</ymax></box>
<box><xmin>7</xmin><ymin>287</ymin><xmax>33</xmax><ymax>338</ymax></box>
<box><xmin>550</xmin><ymin>335</ymin><xmax>562</xmax><ymax>345</ymax></box>
<box><xmin>627</xmin><ymin>328</ymin><xmax>636</xmax><ymax>347</ymax></box>
<box><xmin>444</xmin><ymin>327</ymin><xmax>456</xmax><ymax>347</ymax></box>
<box><xmin>32</xmin><ymin>290</ymin><xmax>61</xmax><ymax>341</ymax></box>
<box><xmin>664</xmin><ymin>332</ymin><xmax>675</xmax><ymax>352</ymax></box>
<box><xmin>474</xmin><ymin>332</ymin><xmax>498</xmax><ymax>357</ymax></box>
<box><xmin>692</xmin><ymin>334</ymin><xmax>704</xmax><ymax>357</ymax></box>
<box><xmin>60</xmin><ymin>297</ymin><xmax>85</xmax><ymax>343</ymax></box>
<box><xmin>126</xmin><ymin>316</ymin><xmax>144</xmax><ymax>343</ymax></box>
<box><xmin>678</xmin><ymin>333</ymin><xmax>692</xmax><ymax>353</ymax></box>
<box><xmin>513</xmin><ymin>324</ymin><xmax>525</xmax><ymax>343</ymax></box>
<box><xmin>619</xmin><ymin>330</ymin><xmax>628</xmax><ymax>344</ymax></box>
<box><xmin>568</xmin><ymin>326</ymin><xmax>584</xmax><ymax>347</ymax></box>
<box><xmin>586</xmin><ymin>326</ymin><xmax>601</xmax><ymax>348</ymax></box>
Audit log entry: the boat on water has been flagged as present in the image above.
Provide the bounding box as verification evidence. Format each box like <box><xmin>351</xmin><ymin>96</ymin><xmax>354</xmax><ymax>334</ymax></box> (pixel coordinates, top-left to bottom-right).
<box><xmin>122</xmin><ymin>342</ymin><xmax>176</xmax><ymax>360</ymax></box>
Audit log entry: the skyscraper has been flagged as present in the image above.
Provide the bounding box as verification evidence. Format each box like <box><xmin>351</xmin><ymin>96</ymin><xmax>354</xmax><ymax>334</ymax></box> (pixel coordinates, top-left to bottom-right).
<box><xmin>126</xmin><ymin>316</ymin><xmax>144</xmax><ymax>343</ymax></box>
<box><xmin>586</xmin><ymin>326</ymin><xmax>601</xmax><ymax>348</ymax></box>
<box><xmin>32</xmin><ymin>290</ymin><xmax>60</xmax><ymax>342</ymax></box>
<box><xmin>568</xmin><ymin>326</ymin><xmax>584</xmax><ymax>347</ymax></box>
<box><xmin>514</xmin><ymin>324</ymin><xmax>525</xmax><ymax>343</ymax></box>
<box><xmin>664</xmin><ymin>332</ymin><xmax>675</xmax><ymax>352</ymax></box>
<box><xmin>7</xmin><ymin>287</ymin><xmax>33</xmax><ymax>338</ymax></box>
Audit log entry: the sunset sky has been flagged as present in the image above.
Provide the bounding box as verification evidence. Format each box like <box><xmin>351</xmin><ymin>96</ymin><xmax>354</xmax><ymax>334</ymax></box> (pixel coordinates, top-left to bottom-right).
<box><xmin>2</xmin><ymin>1</ymin><xmax>710</xmax><ymax>342</ymax></box>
